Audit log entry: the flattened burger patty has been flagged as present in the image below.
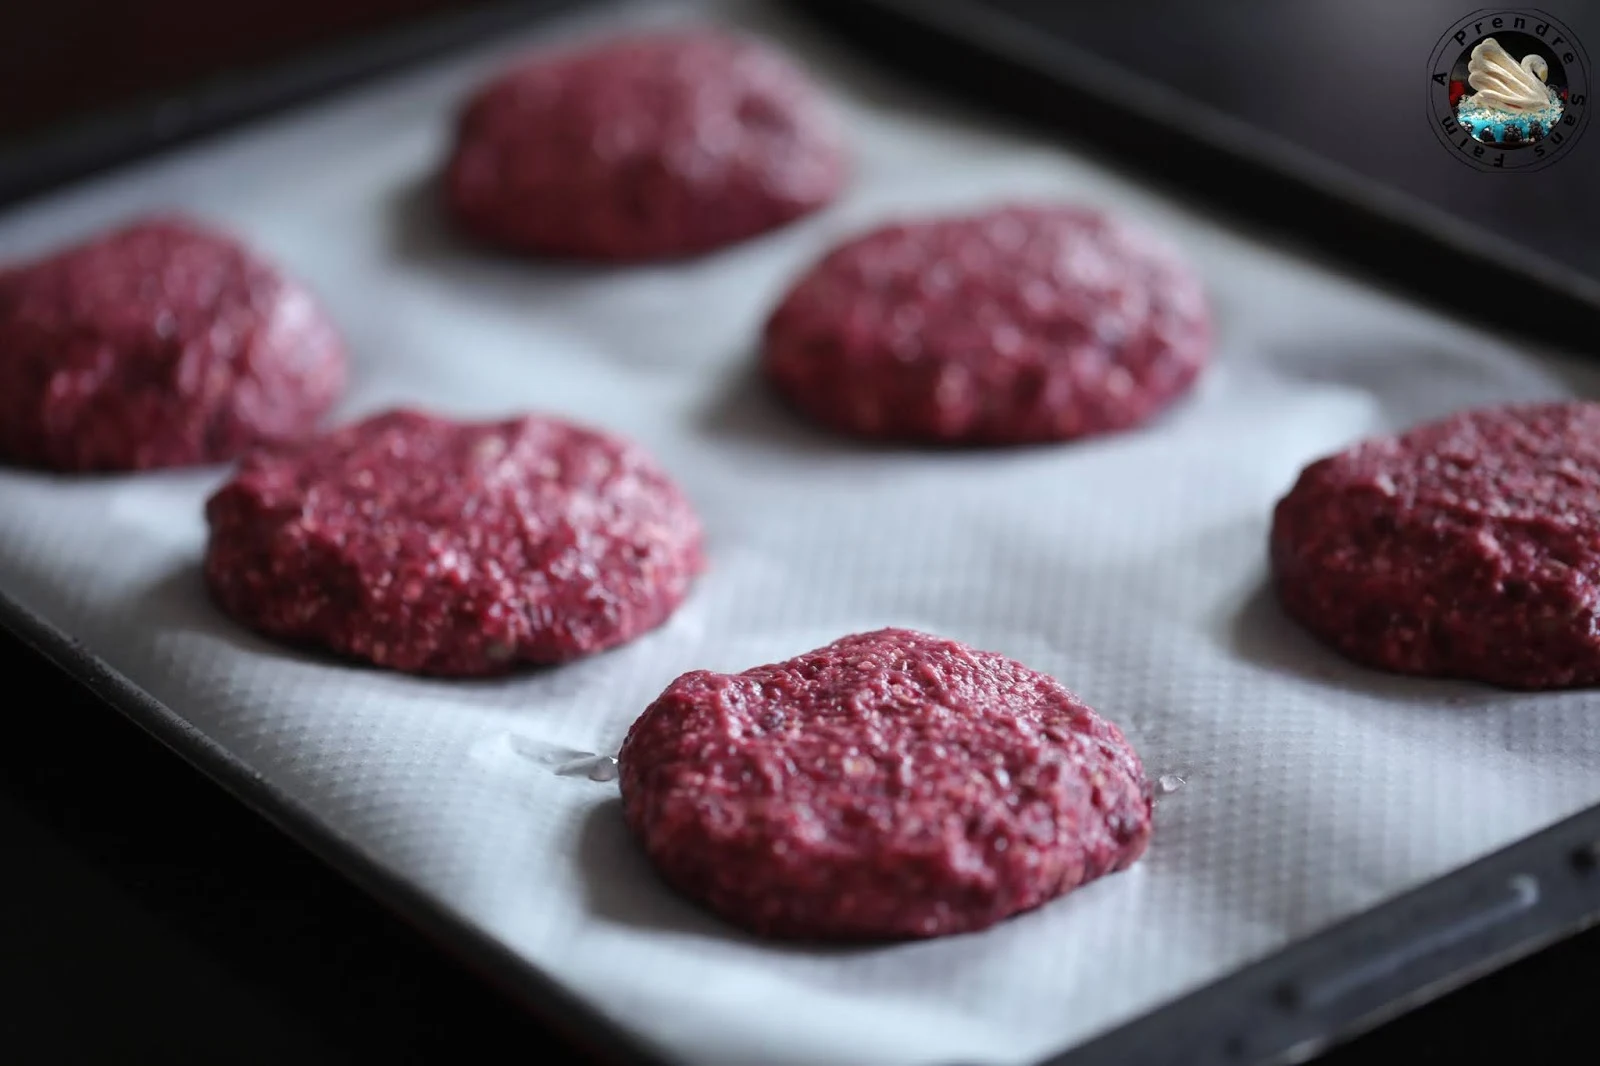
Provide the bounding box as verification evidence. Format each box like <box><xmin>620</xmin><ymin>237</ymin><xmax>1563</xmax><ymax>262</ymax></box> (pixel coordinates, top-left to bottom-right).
<box><xmin>443</xmin><ymin>29</ymin><xmax>847</xmax><ymax>261</ymax></box>
<box><xmin>1271</xmin><ymin>401</ymin><xmax>1600</xmax><ymax>690</ymax></box>
<box><xmin>0</xmin><ymin>216</ymin><xmax>345</xmax><ymax>472</ymax></box>
<box><xmin>762</xmin><ymin>204</ymin><xmax>1211</xmax><ymax>445</ymax></box>
<box><xmin>618</xmin><ymin>628</ymin><xmax>1151</xmax><ymax>940</ymax></box>
<box><xmin>204</xmin><ymin>409</ymin><xmax>705</xmax><ymax>677</ymax></box>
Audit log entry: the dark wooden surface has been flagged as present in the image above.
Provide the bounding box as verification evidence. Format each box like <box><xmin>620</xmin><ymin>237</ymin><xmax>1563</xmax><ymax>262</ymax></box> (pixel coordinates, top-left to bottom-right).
<box><xmin>3</xmin><ymin>626</ymin><xmax>1599</xmax><ymax>1065</ymax></box>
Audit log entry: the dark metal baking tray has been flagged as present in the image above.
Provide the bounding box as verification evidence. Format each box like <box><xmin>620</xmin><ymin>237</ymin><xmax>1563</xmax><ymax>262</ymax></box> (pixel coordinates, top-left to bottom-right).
<box><xmin>784</xmin><ymin>0</ymin><xmax>1600</xmax><ymax>353</ymax></box>
<box><xmin>4</xmin><ymin>2</ymin><xmax>1600</xmax><ymax>1065</ymax></box>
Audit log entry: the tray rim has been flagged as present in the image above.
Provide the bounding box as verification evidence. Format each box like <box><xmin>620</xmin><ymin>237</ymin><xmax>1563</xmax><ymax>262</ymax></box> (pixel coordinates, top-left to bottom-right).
<box><xmin>0</xmin><ymin>591</ymin><xmax>682</xmax><ymax>1066</ymax></box>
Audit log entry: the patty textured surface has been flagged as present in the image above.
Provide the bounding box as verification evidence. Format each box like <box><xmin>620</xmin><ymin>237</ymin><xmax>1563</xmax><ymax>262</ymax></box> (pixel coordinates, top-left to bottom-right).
<box><xmin>618</xmin><ymin>628</ymin><xmax>1151</xmax><ymax>940</ymax></box>
<box><xmin>443</xmin><ymin>30</ymin><xmax>846</xmax><ymax>261</ymax></box>
<box><xmin>0</xmin><ymin>216</ymin><xmax>346</xmax><ymax>472</ymax></box>
<box><xmin>204</xmin><ymin>409</ymin><xmax>704</xmax><ymax>677</ymax></box>
<box><xmin>1272</xmin><ymin>401</ymin><xmax>1600</xmax><ymax>690</ymax></box>
<box><xmin>763</xmin><ymin>204</ymin><xmax>1211</xmax><ymax>444</ymax></box>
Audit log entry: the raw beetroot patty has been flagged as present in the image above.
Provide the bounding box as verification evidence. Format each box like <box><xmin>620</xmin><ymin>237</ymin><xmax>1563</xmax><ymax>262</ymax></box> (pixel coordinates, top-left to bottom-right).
<box><xmin>618</xmin><ymin>628</ymin><xmax>1151</xmax><ymax>941</ymax></box>
<box><xmin>1271</xmin><ymin>401</ymin><xmax>1600</xmax><ymax>690</ymax></box>
<box><xmin>0</xmin><ymin>215</ymin><xmax>346</xmax><ymax>472</ymax></box>
<box><xmin>204</xmin><ymin>409</ymin><xmax>704</xmax><ymax>677</ymax></box>
<box><xmin>763</xmin><ymin>204</ymin><xmax>1212</xmax><ymax>445</ymax></box>
<box><xmin>443</xmin><ymin>29</ymin><xmax>847</xmax><ymax>261</ymax></box>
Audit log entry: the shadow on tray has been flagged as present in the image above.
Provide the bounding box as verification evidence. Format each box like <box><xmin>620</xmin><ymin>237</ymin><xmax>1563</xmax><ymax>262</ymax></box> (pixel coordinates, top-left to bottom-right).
<box><xmin>1226</xmin><ymin>576</ymin><xmax>1512</xmax><ymax>710</ymax></box>
<box><xmin>384</xmin><ymin>172</ymin><xmax>625</xmax><ymax>296</ymax></box>
<box><xmin>692</xmin><ymin>359</ymin><xmax>878</xmax><ymax>463</ymax></box>
<box><xmin>576</xmin><ymin>797</ymin><xmax>871</xmax><ymax>957</ymax></box>
<box><xmin>135</xmin><ymin>562</ymin><xmax>555</xmax><ymax>695</ymax></box>
<box><xmin>138</xmin><ymin>562</ymin><xmax>322</xmax><ymax>662</ymax></box>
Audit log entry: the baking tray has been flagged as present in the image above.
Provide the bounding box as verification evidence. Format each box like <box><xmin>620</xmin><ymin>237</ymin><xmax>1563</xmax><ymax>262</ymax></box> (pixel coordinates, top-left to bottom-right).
<box><xmin>6</xmin><ymin>2</ymin><xmax>1600</xmax><ymax>1064</ymax></box>
<box><xmin>784</xmin><ymin>0</ymin><xmax>1600</xmax><ymax>353</ymax></box>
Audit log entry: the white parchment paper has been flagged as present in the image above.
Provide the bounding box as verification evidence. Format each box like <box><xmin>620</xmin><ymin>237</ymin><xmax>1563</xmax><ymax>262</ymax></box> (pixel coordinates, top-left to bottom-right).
<box><xmin>4</xmin><ymin>2</ymin><xmax>1600</xmax><ymax>1064</ymax></box>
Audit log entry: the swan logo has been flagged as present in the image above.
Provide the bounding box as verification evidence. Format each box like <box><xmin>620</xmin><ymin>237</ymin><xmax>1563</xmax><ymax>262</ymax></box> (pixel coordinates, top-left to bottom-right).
<box><xmin>1428</xmin><ymin>10</ymin><xmax>1589</xmax><ymax>170</ymax></box>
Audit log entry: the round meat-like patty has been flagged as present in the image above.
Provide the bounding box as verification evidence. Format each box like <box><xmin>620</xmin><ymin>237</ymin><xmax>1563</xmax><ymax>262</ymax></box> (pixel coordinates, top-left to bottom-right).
<box><xmin>0</xmin><ymin>216</ymin><xmax>346</xmax><ymax>472</ymax></box>
<box><xmin>617</xmin><ymin>628</ymin><xmax>1151</xmax><ymax>941</ymax></box>
<box><xmin>443</xmin><ymin>30</ymin><xmax>847</xmax><ymax>261</ymax></box>
<box><xmin>1271</xmin><ymin>401</ymin><xmax>1600</xmax><ymax>690</ymax></box>
<box><xmin>762</xmin><ymin>204</ymin><xmax>1212</xmax><ymax>444</ymax></box>
<box><xmin>204</xmin><ymin>409</ymin><xmax>705</xmax><ymax>677</ymax></box>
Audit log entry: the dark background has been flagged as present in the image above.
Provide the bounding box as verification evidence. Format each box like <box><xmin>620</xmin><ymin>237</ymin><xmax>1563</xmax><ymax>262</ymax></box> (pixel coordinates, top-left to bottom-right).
<box><xmin>966</xmin><ymin>0</ymin><xmax>1600</xmax><ymax>288</ymax></box>
<box><xmin>0</xmin><ymin>0</ymin><xmax>473</xmax><ymax>143</ymax></box>
<box><xmin>5</xmin><ymin>0</ymin><xmax>1600</xmax><ymax>1063</ymax></box>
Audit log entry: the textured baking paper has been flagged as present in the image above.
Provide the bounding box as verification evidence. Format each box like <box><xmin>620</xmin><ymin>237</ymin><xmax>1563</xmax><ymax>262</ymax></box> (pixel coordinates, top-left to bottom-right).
<box><xmin>3</xmin><ymin>3</ymin><xmax>1600</xmax><ymax>1064</ymax></box>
